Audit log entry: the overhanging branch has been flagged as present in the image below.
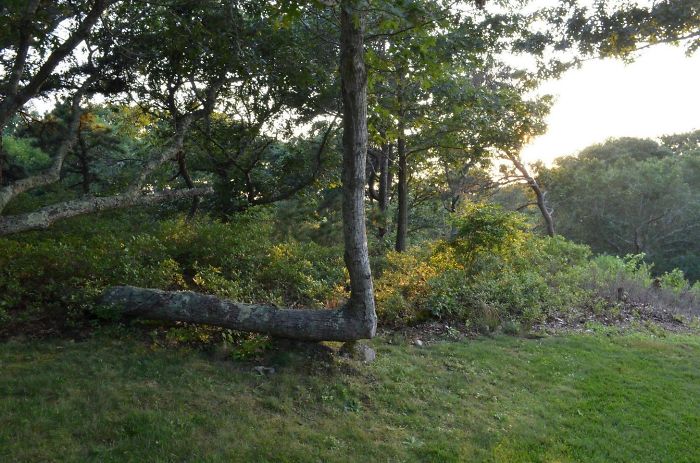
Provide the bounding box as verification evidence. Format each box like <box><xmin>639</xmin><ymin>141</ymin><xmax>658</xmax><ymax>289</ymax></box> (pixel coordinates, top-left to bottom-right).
<box><xmin>0</xmin><ymin>186</ymin><xmax>213</xmax><ymax>235</ymax></box>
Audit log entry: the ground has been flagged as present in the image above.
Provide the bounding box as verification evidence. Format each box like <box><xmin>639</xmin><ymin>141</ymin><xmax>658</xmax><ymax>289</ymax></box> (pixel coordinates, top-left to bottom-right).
<box><xmin>1</xmin><ymin>328</ymin><xmax>699</xmax><ymax>462</ymax></box>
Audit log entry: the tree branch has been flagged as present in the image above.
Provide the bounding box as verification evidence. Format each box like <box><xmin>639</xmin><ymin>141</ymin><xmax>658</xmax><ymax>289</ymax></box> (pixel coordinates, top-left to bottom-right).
<box><xmin>0</xmin><ymin>186</ymin><xmax>213</xmax><ymax>235</ymax></box>
<box><xmin>0</xmin><ymin>81</ymin><xmax>91</xmax><ymax>213</ymax></box>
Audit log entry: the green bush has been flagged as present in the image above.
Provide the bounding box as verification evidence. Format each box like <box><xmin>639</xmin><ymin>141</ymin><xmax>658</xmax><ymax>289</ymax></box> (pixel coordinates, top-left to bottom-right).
<box><xmin>2</xmin><ymin>203</ymin><xmax>695</xmax><ymax>334</ymax></box>
<box><xmin>0</xmin><ymin>210</ymin><xmax>346</xmax><ymax>331</ymax></box>
<box><xmin>375</xmin><ymin>205</ymin><xmax>598</xmax><ymax>326</ymax></box>
<box><xmin>375</xmin><ymin>204</ymin><xmax>696</xmax><ymax>328</ymax></box>
<box><xmin>659</xmin><ymin>268</ymin><xmax>688</xmax><ymax>293</ymax></box>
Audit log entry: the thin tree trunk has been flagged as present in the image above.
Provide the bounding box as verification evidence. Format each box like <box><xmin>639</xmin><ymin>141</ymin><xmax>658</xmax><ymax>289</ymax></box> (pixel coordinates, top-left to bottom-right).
<box><xmin>536</xmin><ymin>188</ymin><xmax>555</xmax><ymax>237</ymax></box>
<box><xmin>103</xmin><ymin>0</ymin><xmax>377</xmax><ymax>342</ymax></box>
<box><xmin>0</xmin><ymin>137</ymin><xmax>5</xmax><ymax>187</ymax></box>
<box><xmin>510</xmin><ymin>155</ymin><xmax>555</xmax><ymax>237</ymax></box>
<box><xmin>77</xmin><ymin>124</ymin><xmax>92</xmax><ymax>194</ymax></box>
<box><xmin>395</xmin><ymin>130</ymin><xmax>408</xmax><ymax>251</ymax></box>
<box><xmin>377</xmin><ymin>142</ymin><xmax>390</xmax><ymax>238</ymax></box>
<box><xmin>394</xmin><ymin>72</ymin><xmax>408</xmax><ymax>252</ymax></box>
<box><xmin>176</xmin><ymin>150</ymin><xmax>200</xmax><ymax>220</ymax></box>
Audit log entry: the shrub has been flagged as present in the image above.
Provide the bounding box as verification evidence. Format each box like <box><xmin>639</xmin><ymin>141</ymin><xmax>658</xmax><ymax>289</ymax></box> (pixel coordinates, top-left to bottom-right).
<box><xmin>374</xmin><ymin>204</ymin><xmax>698</xmax><ymax>328</ymax></box>
<box><xmin>374</xmin><ymin>248</ymin><xmax>447</xmax><ymax>323</ymax></box>
<box><xmin>659</xmin><ymin>269</ymin><xmax>688</xmax><ymax>293</ymax></box>
<box><xmin>2</xmin><ymin>203</ymin><xmax>696</xmax><ymax>335</ymax></box>
<box><xmin>375</xmin><ymin>214</ymin><xmax>570</xmax><ymax>326</ymax></box>
<box><xmin>0</xmin><ymin>209</ymin><xmax>346</xmax><ymax>332</ymax></box>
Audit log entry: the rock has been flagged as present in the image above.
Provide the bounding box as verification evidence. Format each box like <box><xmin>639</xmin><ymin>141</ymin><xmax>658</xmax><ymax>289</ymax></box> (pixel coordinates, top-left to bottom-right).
<box><xmin>253</xmin><ymin>366</ymin><xmax>276</xmax><ymax>375</ymax></box>
<box><xmin>339</xmin><ymin>341</ymin><xmax>376</xmax><ymax>363</ymax></box>
<box><xmin>414</xmin><ymin>339</ymin><xmax>424</xmax><ymax>347</ymax></box>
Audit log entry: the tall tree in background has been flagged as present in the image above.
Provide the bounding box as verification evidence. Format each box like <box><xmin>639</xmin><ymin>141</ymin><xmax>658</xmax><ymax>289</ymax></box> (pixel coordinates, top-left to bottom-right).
<box><xmin>365</xmin><ymin>1</ymin><xmax>549</xmax><ymax>250</ymax></box>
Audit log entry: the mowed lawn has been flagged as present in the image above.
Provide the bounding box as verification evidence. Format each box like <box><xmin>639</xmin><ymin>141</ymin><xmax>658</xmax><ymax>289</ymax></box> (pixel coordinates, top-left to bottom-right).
<box><xmin>1</xmin><ymin>331</ymin><xmax>699</xmax><ymax>462</ymax></box>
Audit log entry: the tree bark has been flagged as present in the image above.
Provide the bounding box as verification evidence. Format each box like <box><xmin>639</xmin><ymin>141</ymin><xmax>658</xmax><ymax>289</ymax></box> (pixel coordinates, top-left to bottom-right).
<box><xmin>176</xmin><ymin>150</ymin><xmax>200</xmax><ymax>220</ymax></box>
<box><xmin>103</xmin><ymin>0</ymin><xmax>377</xmax><ymax>342</ymax></box>
<box><xmin>338</xmin><ymin>0</ymin><xmax>376</xmax><ymax>334</ymax></box>
<box><xmin>394</xmin><ymin>72</ymin><xmax>408</xmax><ymax>252</ymax></box>
<box><xmin>102</xmin><ymin>286</ymin><xmax>372</xmax><ymax>342</ymax></box>
<box><xmin>377</xmin><ymin>142</ymin><xmax>391</xmax><ymax>238</ymax></box>
<box><xmin>77</xmin><ymin>122</ymin><xmax>92</xmax><ymax>194</ymax></box>
<box><xmin>395</xmin><ymin>130</ymin><xmax>408</xmax><ymax>251</ymax></box>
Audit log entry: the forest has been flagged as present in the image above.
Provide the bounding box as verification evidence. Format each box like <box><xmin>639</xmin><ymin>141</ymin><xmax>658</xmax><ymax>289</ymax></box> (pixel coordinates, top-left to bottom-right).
<box><xmin>1</xmin><ymin>1</ymin><xmax>699</xmax><ymax>461</ymax></box>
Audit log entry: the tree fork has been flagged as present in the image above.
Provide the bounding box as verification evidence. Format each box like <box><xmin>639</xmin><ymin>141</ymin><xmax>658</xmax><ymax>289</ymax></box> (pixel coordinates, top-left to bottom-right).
<box><xmin>102</xmin><ymin>0</ymin><xmax>377</xmax><ymax>342</ymax></box>
<box><xmin>509</xmin><ymin>154</ymin><xmax>555</xmax><ymax>237</ymax></box>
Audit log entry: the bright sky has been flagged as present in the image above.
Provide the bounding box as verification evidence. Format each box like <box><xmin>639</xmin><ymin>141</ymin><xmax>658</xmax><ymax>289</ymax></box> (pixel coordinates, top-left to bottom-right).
<box><xmin>521</xmin><ymin>44</ymin><xmax>700</xmax><ymax>165</ymax></box>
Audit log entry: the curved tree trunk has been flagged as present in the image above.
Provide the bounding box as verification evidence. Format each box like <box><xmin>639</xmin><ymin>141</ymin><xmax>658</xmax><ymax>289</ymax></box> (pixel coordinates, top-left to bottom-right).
<box><xmin>509</xmin><ymin>155</ymin><xmax>555</xmax><ymax>237</ymax></box>
<box><xmin>103</xmin><ymin>0</ymin><xmax>377</xmax><ymax>342</ymax></box>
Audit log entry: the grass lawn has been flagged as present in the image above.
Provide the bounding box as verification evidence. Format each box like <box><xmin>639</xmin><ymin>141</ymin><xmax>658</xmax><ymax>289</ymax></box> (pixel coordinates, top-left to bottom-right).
<box><xmin>1</xmin><ymin>330</ymin><xmax>698</xmax><ymax>462</ymax></box>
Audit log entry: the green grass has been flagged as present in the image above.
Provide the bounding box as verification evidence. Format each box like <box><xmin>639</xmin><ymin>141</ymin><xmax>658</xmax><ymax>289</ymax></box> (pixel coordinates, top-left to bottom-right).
<box><xmin>1</xmin><ymin>331</ymin><xmax>699</xmax><ymax>462</ymax></box>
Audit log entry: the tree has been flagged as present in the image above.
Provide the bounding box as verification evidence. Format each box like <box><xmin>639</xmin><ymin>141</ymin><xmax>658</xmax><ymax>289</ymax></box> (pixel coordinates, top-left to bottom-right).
<box><xmin>499</xmin><ymin>156</ymin><xmax>555</xmax><ymax>237</ymax></box>
<box><xmin>550</xmin><ymin>0</ymin><xmax>700</xmax><ymax>59</ymax></box>
<box><xmin>0</xmin><ymin>0</ymin><xmax>223</xmax><ymax>233</ymax></box>
<box><xmin>4</xmin><ymin>0</ymin><xmax>696</xmax><ymax>340</ymax></box>
<box><xmin>103</xmin><ymin>0</ymin><xmax>377</xmax><ymax>341</ymax></box>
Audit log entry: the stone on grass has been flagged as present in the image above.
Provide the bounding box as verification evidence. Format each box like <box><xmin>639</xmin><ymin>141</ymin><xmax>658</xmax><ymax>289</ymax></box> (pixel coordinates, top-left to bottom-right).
<box><xmin>253</xmin><ymin>366</ymin><xmax>276</xmax><ymax>375</ymax></box>
<box><xmin>340</xmin><ymin>341</ymin><xmax>376</xmax><ymax>363</ymax></box>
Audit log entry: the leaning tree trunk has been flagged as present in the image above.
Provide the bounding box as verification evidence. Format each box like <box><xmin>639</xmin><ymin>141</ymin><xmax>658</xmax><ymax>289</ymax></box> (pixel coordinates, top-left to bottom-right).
<box><xmin>0</xmin><ymin>186</ymin><xmax>213</xmax><ymax>235</ymax></box>
<box><xmin>103</xmin><ymin>0</ymin><xmax>377</xmax><ymax>342</ymax></box>
<box><xmin>510</xmin><ymin>155</ymin><xmax>555</xmax><ymax>237</ymax></box>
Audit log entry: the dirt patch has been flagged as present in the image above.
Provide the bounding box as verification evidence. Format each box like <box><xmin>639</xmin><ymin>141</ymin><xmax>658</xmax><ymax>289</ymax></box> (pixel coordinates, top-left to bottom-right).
<box><xmin>378</xmin><ymin>301</ymin><xmax>699</xmax><ymax>346</ymax></box>
<box><xmin>536</xmin><ymin>301</ymin><xmax>697</xmax><ymax>335</ymax></box>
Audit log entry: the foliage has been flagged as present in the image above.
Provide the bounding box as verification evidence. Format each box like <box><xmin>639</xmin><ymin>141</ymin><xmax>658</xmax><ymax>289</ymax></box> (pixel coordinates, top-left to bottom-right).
<box><xmin>3</xmin><ymin>201</ymin><xmax>695</xmax><ymax>333</ymax></box>
<box><xmin>0</xmin><ymin>210</ymin><xmax>346</xmax><ymax>331</ymax></box>
<box><xmin>541</xmin><ymin>135</ymin><xmax>700</xmax><ymax>281</ymax></box>
<box><xmin>375</xmin><ymin>202</ymin><xmax>698</xmax><ymax>327</ymax></box>
<box><xmin>582</xmin><ymin>253</ymin><xmax>699</xmax><ymax>315</ymax></box>
<box><xmin>2</xmin><ymin>136</ymin><xmax>52</xmax><ymax>173</ymax></box>
<box><xmin>446</xmin><ymin>203</ymin><xmax>528</xmax><ymax>265</ymax></box>
<box><xmin>376</xmin><ymin>205</ymin><xmax>586</xmax><ymax>325</ymax></box>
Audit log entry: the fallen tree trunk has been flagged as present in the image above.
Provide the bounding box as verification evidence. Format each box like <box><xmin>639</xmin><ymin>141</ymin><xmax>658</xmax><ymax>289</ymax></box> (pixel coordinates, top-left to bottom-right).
<box><xmin>102</xmin><ymin>286</ymin><xmax>373</xmax><ymax>341</ymax></box>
